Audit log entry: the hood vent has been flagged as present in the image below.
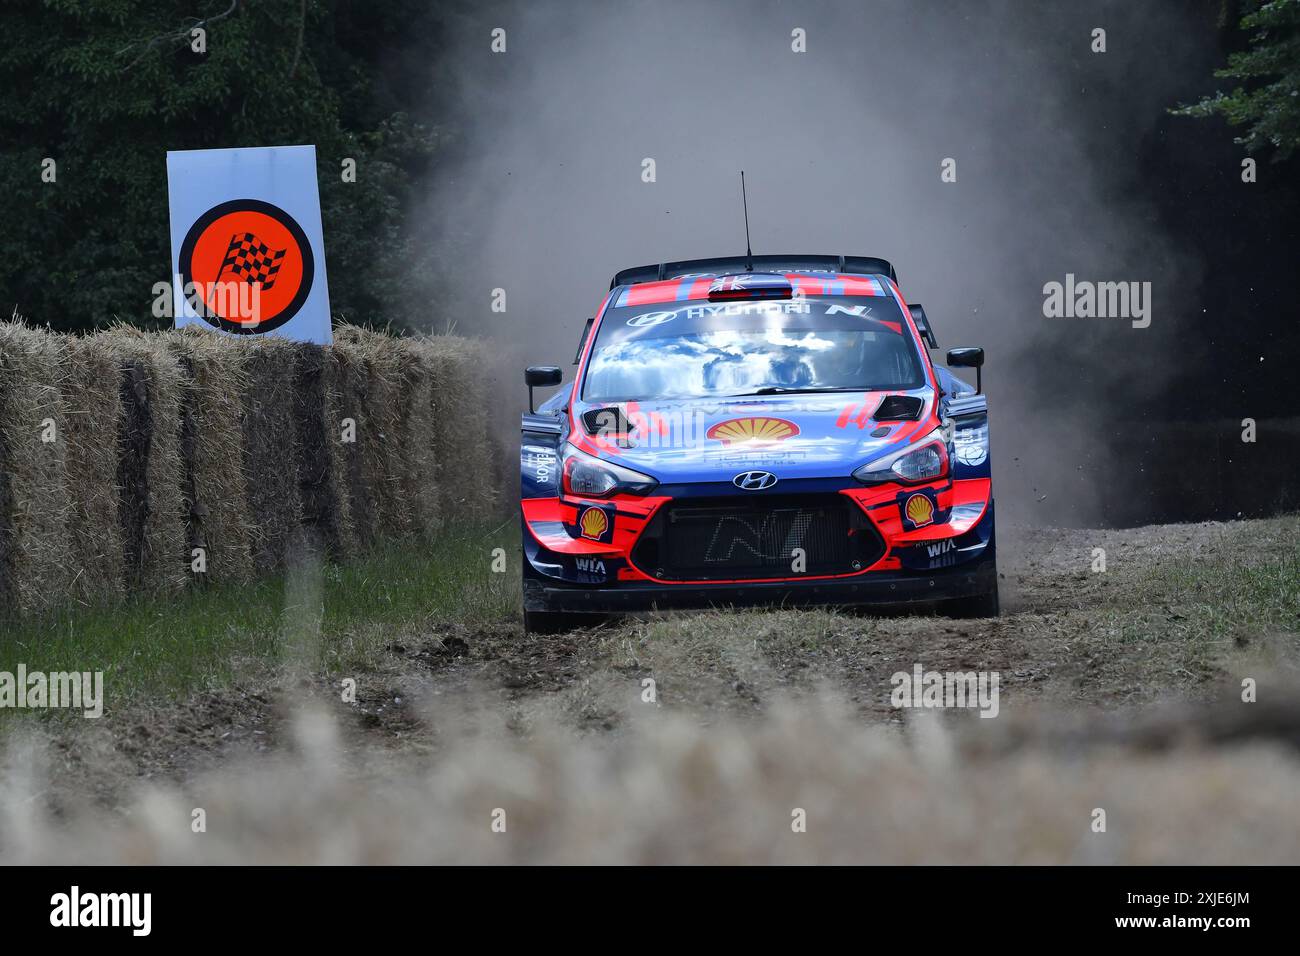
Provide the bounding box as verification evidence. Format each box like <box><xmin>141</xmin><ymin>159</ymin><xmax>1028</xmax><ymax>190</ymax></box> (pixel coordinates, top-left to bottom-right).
<box><xmin>872</xmin><ymin>395</ymin><xmax>924</xmax><ymax>422</ymax></box>
<box><xmin>582</xmin><ymin>406</ymin><xmax>635</xmax><ymax>439</ymax></box>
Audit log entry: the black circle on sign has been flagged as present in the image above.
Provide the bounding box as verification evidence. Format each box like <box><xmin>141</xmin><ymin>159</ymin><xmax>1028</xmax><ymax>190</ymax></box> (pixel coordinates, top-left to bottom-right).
<box><xmin>177</xmin><ymin>198</ymin><xmax>316</xmax><ymax>335</ymax></box>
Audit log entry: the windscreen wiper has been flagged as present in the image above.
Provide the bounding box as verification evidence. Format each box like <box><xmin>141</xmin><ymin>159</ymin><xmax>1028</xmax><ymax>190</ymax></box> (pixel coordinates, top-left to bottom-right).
<box><xmin>743</xmin><ymin>385</ymin><xmax>868</xmax><ymax>395</ymax></box>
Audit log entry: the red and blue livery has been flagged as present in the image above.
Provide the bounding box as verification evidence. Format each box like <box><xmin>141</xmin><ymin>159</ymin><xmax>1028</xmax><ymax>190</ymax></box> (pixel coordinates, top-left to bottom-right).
<box><xmin>519</xmin><ymin>255</ymin><xmax>996</xmax><ymax>633</ymax></box>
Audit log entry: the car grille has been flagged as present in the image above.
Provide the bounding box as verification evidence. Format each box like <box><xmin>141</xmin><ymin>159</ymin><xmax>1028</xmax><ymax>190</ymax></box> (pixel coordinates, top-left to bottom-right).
<box><xmin>632</xmin><ymin>494</ymin><xmax>884</xmax><ymax>582</ymax></box>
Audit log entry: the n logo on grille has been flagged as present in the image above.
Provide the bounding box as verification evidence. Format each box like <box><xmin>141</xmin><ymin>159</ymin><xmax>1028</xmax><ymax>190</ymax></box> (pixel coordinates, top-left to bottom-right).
<box><xmin>732</xmin><ymin>470</ymin><xmax>778</xmax><ymax>491</ymax></box>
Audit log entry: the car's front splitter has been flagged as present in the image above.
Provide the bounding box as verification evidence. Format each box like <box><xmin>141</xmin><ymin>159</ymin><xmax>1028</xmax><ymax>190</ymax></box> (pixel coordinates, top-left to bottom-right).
<box><xmin>523</xmin><ymin>546</ymin><xmax>996</xmax><ymax>613</ymax></box>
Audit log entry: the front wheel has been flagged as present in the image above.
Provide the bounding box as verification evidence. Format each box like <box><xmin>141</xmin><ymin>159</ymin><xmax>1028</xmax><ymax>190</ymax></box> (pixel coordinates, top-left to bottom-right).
<box><xmin>943</xmin><ymin>578</ymin><xmax>1000</xmax><ymax>619</ymax></box>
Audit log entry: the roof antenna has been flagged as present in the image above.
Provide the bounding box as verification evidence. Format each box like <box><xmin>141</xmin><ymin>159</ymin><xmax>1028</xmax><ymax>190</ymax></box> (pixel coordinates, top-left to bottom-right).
<box><xmin>741</xmin><ymin>170</ymin><xmax>753</xmax><ymax>271</ymax></box>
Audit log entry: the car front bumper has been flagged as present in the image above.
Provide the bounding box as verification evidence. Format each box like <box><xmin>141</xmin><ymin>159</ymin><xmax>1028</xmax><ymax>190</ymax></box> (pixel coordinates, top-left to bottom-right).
<box><xmin>523</xmin><ymin>547</ymin><xmax>996</xmax><ymax>613</ymax></box>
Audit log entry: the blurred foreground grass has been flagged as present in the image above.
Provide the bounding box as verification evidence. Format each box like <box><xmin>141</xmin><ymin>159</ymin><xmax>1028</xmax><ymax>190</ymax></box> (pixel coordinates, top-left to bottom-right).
<box><xmin>0</xmin><ymin>520</ymin><xmax>520</xmax><ymax>722</ymax></box>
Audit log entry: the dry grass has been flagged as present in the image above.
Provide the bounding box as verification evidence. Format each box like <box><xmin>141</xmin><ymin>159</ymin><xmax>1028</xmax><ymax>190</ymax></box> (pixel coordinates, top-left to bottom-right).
<box><xmin>395</xmin><ymin>340</ymin><xmax>440</xmax><ymax>539</ymax></box>
<box><xmin>0</xmin><ymin>323</ymin><xmax>72</xmax><ymax>613</ymax></box>
<box><xmin>424</xmin><ymin>335</ymin><xmax>497</xmax><ymax>521</ymax></box>
<box><xmin>97</xmin><ymin>326</ymin><xmax>188</xmax><ymax>594</ymax></box>
<box><xmin>321</xmin><ymin>342</ymin><xmax>364</xmax><ymax>559</ymax></box>
<box><xmin>329</xmin><ymin>326</ymin><xmax>408</xmax><ymax>549</ymax></box>
<box><xmin>4</xmin><ymin>693</ymin><xmax>1298</xmax><ymax>864</ymax></box>
<box><xmin>169</xmin><ymin>327</ymin><xmax>254</xmax><ymax>584</ymax></box>
<box><xmin>240</xmin><ymin>337</ymin><xmax>304</xmax><ymax>572</ymax></box>
<box><xmin>293</xmin><ymin>343</ymin><xmax>353</xmax><ymax>557</ymax></box>
<box><xmin>61</xmin><ymin>336</ymin><xmax>126</xmax><ymax>605</ymax></box>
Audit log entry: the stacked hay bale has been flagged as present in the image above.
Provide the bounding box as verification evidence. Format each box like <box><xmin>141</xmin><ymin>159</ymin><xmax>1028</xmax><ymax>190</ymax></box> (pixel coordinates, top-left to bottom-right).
<box><xmin>328</xmin><ymin>326</ymin><xmax>409</xmax><ymax>551</ymax></box>
<box><xmin>292</xmin><ymin>343</ymin><xmax>354</xmax><ymax>559</ymax></box>
<box><xmin>240</xmin><ymin>337</ymin><xmax>304</xmax><ymax>572</ymax></box>
<box><xmin>479</xmin><ymin>340</ymin><xmax>514</xmax><ymax>518</ymax></box>
<box><xmin>61</xmin><ymin>336</ymin><xmax>127</xmax><ymax>606</ymax></box>
<box><xmin>423</xmin><ymin>335</ymin><xmax>497</xmax><ymax>521</ymax></box>
<box><xmin>1</xmin><ymin>319</ymin><xmax>504</xmax><ymax>616</ymax></box>
<box><xmin>365</xmin><ymin>331</ymin><xmax>414</xmax><ymax>543</ymax></box>
<box><xmin>395</xmin><ymin>338</ymin><xmax>440</xmax><ymax>541</ymax></box>
<box><xmin>0</xmin><ymin>324</ymin><xmax>72</xmax><ymax>614</ymax></box>
<box><xmin>168</xmin><ymin>328</ymin><xmax>255</xmax><ymax>584</ymax></box>
<box><xmin>98</xmin><ymin>327</ymin><xmax>188</xmax><ymax>595</ymax></box>
<box><xmin>321</xmin><ymin>343</ymin><xmax>365</xmax><ymax>560</ymax></box>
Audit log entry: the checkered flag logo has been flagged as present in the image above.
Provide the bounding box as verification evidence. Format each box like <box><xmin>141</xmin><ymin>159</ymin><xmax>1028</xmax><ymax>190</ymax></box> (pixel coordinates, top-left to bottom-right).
<box><xmin>216</xmin><ymin>232</ymin><xmax>287</xmax><ymax>290</ymax></box>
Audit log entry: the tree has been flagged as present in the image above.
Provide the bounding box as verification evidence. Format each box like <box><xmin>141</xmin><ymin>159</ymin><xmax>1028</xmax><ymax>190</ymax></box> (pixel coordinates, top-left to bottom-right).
<box><xmin>1174</xmin><ymin>0</ymin><xmax>1300</xmax><ymax>160</ymax></box>
<box><xmin>0</xmin><ymin>0</ymin><xmax>453</xmax><ymax>332</ymax></box>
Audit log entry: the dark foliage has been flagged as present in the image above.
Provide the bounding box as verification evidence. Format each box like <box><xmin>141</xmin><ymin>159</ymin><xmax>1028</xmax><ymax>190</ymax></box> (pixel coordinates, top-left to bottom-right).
<box><xmin>0</xmin><ymin>0</ymin><xmax>459</xmax><ymax>332</ymax></box>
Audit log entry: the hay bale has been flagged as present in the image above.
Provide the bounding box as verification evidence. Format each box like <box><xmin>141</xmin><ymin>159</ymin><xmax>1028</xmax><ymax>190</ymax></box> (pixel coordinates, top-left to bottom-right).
<box><xmin>61</xmin><ymin>336</ymin><xmax>126</xmax><ymax>606</ymax></box>
<box><xmin>240</xmin><ymin>338</ymin><xmax>304</xmax><ymax>572</ymax></box>
<box><xmin>97</xmin><ymin>327</ymin><xmax>188</xmax><ymax>595</ymax></box>
<box><xmin>293</xmin><ymin>343</ymin><xmax>354</xmax><ymax>557</ymax></box>
<box><xmin>395</xmin><ymin>339</ymin><xmax>439</xmax><ymax>540</ymax></box>
<box><xmin>168</xmin><ymin>328</ymin><xmax>254</xmax><ymax>584</ymax></box>
<box><xmin>0</xmin><ymin>319</ymin><xmax>512</xmax><ymax>617</ymax></box>
<box><xmin>321</xmin><ymin>344</ymin><xmax>364</xmax><ymax>558</ymax></box>
<box><xmin>423</xmin><ymin>335</ymin><xmax>497</xmax><ymax>522</ymax></box>
<box><xmin>328</xmin><ymin>326</ymin><xmax>409</xmax><ymax>549</ymax></box>
<box><xmin>480</xmin><ymin>344</ymin><xmax>514</xmax><ymax>519</ymax></box>
<box><xmin>360</xmin><ymin>332</ymin><xmax>412</xmax><ymax>542</ymax></box>
<box><xmin>0</xmin><ymin>323</ymin><xmax>72</xmax><ymax>614</ymax></box>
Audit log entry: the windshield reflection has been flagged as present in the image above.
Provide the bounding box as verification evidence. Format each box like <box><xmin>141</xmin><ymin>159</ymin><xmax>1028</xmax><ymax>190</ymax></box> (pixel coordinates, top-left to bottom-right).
<box><xmin>584</xmin><ymin>327</ymin><xmax>921</xmax><ymax>402</ymax></box>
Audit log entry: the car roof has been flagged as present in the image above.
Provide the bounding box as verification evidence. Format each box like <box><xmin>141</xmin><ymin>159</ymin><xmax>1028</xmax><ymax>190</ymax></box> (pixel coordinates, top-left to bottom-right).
<box><xmin>607</xmin><ymin>272</ymin><xmax>895</xmax><ymax>309</ymax></box>
<box><xmin>611</xmin><ymin>254</ymin><xmax>897</xmax><ymax>288</ymax></box>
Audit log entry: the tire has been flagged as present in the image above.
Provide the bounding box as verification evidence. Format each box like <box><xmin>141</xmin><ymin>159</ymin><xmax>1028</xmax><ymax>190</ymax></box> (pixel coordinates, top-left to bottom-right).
<box><xmin>943</xmin><ymin>579</ymin><xmax>1000</xmax><ymax>619</ymax></box>
<box><xmin>523</xmin><ymin>608</ymin><xmax>609</xmax><ymax>636</ymax></box>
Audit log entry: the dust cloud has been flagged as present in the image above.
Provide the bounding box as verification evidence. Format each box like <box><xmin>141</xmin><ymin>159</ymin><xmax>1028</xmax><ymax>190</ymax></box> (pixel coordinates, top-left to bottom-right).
<box><xmin>419</xmin><ymin>0</ymin><xmax>1212</xmax><ymax>525</ymax></box>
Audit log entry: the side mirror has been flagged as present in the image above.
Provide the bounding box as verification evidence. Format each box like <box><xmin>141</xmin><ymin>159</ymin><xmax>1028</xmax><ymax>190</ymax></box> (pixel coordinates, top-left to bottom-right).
<box><xmin>946</xmin><ymin>347</ymin><xmax>984</xmax><ymax>394</ymax></box>
<box><xmin>525</xmin><ymin>366</ymin><xmax>563</xmax><ymax>413</ymax></box>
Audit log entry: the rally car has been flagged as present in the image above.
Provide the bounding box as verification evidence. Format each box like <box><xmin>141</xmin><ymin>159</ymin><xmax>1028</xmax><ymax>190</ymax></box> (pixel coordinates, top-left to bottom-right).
<box><xmin>519</xmin><ymin>254</ymin><xmax>995</xmax><ymax>634</ymax></box>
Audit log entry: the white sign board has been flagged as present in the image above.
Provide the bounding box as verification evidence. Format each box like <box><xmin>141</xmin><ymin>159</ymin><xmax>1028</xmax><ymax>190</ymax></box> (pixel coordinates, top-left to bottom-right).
<box><xmin>166</xmin><ymin>145</ymin><xmax>331</xmax><ymax>344</ymax></box>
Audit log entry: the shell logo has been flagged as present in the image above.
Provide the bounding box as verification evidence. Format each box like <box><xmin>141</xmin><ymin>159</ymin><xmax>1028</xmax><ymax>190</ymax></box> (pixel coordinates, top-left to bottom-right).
<box><xmin>904</xmin><ymin>493</ymin><xmax>934</xmax><ymax>528</ymax></box>
<box><xmin>705</xmin><ymin>417</ymin><xmax>800</xmax><ymax>446</ymax></box>
<box><xmin>579</xmin><ymin>507</ymin><xmax>609</xmax><ymax>540</ymax></box>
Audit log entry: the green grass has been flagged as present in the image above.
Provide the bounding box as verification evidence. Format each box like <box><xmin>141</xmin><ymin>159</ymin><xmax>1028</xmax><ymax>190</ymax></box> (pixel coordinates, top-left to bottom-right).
<box><xmin>1074</xmin><ymin>546</ymin><xmax>1300</xmax><ymax>698</ymax></box>
<box><xmin>0</xmin><ymin>520</ymin><xmax>520</xmax><ymax>724</ymax></box>
<box><xmin>1131</xmin><ymin>550</ymin><xmax>1300</xmax><ymax>638</ymax></box>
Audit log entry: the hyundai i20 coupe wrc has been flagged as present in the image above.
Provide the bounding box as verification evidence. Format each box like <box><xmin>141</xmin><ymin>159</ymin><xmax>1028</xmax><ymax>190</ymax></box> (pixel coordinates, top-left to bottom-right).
<box><xmin>519</xmin><ymin>254</ymin><xmax>995</xmax><ymax>634</ymax></box>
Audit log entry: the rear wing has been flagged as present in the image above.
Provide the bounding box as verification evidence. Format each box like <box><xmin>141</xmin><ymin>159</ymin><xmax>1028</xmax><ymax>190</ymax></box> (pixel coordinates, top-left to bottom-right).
<box><xmin>611</xmin><ymin>254</ymin><xmax>896</xmax><ymax>289</ymax></box>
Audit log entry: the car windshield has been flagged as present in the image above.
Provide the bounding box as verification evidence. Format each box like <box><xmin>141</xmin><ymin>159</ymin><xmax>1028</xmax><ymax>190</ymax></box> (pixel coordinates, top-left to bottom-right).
<box><xmin>581</xmin><ymin>295</ymin><xmax>924</xmax><ymax>403</ymax></box>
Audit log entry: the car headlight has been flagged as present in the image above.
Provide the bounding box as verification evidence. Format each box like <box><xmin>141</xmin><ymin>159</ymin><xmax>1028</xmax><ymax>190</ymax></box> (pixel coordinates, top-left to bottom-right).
<box><xmin>561</xmin><ymin>443</ymin><xmax>659</xmax><ymax>497</ymax></box>
<box><xmin>852</xmin><ymin>427</ymin><xmax>950</xmax><ymax>485</ymax></box>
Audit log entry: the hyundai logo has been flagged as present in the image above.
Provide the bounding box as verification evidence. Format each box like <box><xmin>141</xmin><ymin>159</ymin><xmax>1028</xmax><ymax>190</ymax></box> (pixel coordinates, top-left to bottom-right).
<box><xmin>626</xmin><ymin>310</ymin><xmax>676</xmax><ymax>328</ymax></box>
<box><xmin>733</xmin><ymin>470</ymin><xmax>778</xmax><ymax>490</ymax></box>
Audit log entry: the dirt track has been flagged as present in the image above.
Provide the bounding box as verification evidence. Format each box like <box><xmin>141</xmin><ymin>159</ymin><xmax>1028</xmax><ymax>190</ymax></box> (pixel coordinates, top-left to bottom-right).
<box><xmin>32</xmin><ymin>517</ymin><xmax>1300</xmax><ymax>786</ymax></box>
<box><xmin>4</xmin><ymin>516</ymin><xmax>1298</xmax><ymax>863</ymax></box>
